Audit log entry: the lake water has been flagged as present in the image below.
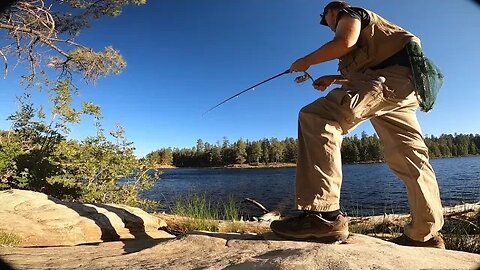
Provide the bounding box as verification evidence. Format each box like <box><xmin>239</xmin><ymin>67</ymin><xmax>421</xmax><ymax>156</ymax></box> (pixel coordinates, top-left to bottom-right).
<box><xmin>142</xmin><ymin>156</ymin><xmax>480</xmax><ymax>217</ymax></box>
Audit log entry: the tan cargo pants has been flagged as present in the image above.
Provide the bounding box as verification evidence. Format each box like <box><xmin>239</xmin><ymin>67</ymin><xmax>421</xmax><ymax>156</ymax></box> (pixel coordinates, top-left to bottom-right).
<box><xmin>296</xmin><ymin>65</ymin><xmax>444</xmax><ymax>241</ymax></box>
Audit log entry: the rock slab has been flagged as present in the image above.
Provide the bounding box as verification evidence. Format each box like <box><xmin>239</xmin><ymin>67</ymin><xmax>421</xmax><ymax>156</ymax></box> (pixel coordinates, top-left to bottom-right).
<box><xmin>0</xmin><ymin>232</ymin><xmax>479</xmax><ymax>270</ymax></box>
<box><xmin>0</xmin><ymin>189</ymin><xmax>173</xmax><ymax>246</ymax></box>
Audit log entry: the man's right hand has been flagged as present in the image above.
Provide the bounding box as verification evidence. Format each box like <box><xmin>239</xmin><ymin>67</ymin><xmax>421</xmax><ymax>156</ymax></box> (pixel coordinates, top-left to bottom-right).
<box><xmin>313</xmin><ymin>75</ymin><xmax>338</xmax><ymax>91</ymax></box>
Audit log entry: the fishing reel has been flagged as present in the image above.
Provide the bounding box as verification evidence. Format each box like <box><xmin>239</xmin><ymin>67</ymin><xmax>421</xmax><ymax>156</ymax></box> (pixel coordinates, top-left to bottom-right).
<box><xmin>294</xmin><ymin>71</ymin><xmax>315</xmax><ymax>84</ymax></box>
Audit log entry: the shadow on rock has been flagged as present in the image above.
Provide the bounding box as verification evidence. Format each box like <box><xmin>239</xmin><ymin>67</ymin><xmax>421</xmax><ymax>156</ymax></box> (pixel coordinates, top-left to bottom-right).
<box><xmin>50</xmin><ymin>198</ymin><xmax>166</xmax><ymax>254</ymax></box>
<box><xmin>53</xmin><ymin>199</ymin><xmax>121</xmax><ymax>241</ymax></box>
<box><xmin>188</xmin><ymin>230</ymin><xmax>351</xmax><ymax>245</ymax></box>
<box><xmin>120</xmin><ymin>238</ymin><xmax>172</xmax><ymax>254</ymax></box>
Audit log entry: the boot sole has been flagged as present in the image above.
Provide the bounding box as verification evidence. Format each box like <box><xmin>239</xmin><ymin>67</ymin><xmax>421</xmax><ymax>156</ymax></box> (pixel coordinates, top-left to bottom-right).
<box><xmin>272</xmin><ymin>230</ymin><xmax>349</xmax><ymax>243</ymax></box>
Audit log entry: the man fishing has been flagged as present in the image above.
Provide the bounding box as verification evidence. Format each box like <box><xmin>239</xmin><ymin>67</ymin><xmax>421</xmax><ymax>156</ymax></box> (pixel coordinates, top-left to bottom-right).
<box><xmin>270</xmin><ymin>1</ymin><xmax>445</xmax><ymax>248</ymax></box>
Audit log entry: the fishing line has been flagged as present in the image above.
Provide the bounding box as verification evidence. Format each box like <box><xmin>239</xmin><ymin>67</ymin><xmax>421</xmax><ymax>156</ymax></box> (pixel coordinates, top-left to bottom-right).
<box><xmin>203</xmin><ymin>70</ymin><xmax>314</xmax><ymax>116</ymax></box>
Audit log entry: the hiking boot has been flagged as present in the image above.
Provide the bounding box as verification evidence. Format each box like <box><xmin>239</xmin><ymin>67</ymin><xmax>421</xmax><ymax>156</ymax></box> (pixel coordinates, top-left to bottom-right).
<box><xmin>270</xmin><ymin>211</ymin><xmax>349</xmax><ymax>242</ymax></box>
<box><xmin>391</xmin><ymin>233</ymin><xmax>445</xmax><ymax>249</ymax></box>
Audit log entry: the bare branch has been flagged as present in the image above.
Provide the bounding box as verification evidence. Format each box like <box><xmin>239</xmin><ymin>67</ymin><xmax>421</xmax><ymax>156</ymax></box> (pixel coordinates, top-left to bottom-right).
<box><xmin>50</xmin><ymin>38</ymin><xmax>88</xmax><ymax>49</ymax></box>
<box><xmin>0</xmin><ymin>23</ymin><xmax>69</xmax><ymax>57</ymax></box>
<box><xmin>0</xmin><ymin>49</ymin><xmax>8</xmax><ymax>78</ymax></box>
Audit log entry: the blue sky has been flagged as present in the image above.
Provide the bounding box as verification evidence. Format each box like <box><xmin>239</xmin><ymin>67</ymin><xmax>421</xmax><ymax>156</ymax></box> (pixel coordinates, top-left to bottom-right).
<box><xmin>1</xmin><ymin>0</ymin><xmax>479</xmax><ymax>157</ymax></box>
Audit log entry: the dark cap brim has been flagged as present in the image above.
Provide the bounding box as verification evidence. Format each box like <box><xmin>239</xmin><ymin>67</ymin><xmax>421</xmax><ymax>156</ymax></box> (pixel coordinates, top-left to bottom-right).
<box><xmin>320</xmin><ymin>1</ymin><xmax>350</xmax><ymax>26</ymax></box>
<box><xmin>320</xmin><ymin>14</ymin><xmax>328</xmax><ymax>26</ymax></box>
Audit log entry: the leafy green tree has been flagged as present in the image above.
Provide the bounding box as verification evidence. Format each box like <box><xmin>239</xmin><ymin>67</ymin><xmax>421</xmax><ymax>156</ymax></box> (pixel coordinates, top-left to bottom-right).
<box><xmin>246</xmin><ymin>141</ymin><xmax>262</xmax><ymax>164</ymax></box>
<box><xmin>469</xmin><ymin>141</ymin><xmax>478</xmax><ymax>155</ymax></box>
<box><xmin>196</xmin><ymin>139</ymin><xmax>205</xmax><ymax>153</ymax></box>
<box><xmin>428</xmin><ymin>142</ymin><xmax>442</xmax><ymax>158</ymax></box>
<box><xmin>455</xmin><ymin>134</ymin><xmax>470</xmax><ymax>156</ymax></box>
<box><xmin>474</xmin><ymin>135</ymin><xmax>480</xmax><ymax>153</ymax></box>
<box><xmin>283</xmin><ymin>137</ymin><xmax>297</xmax><ymax>163</ymax></box>
<box><xmin>0</xmin><ymin>0</ymin><xmax>156</xmax><ymax>208</ymax></box>
<box><xmin>269</xmin><ymin>138</ymin><xmax>284</xmax><ymax>163</ymax></box>
<box><xmin>233</xmin><ymin>139</ymin><xmax>247</xmax><ymax>164</ymax></box>
<box><xmin>366</xmin><ymin>134</ymin><xmax>383</xmax><ymax>161</ymax></box>
<box><xmin>219</xmin><ymin>137</ymin><xmax>235</xmax><ymax>165</ymax></box>
<box><xmin>438</xmin><ymin>143</ymin><xmax>452</xmax><ymax>157</ymax></box>
<box><xmin>144</xmin><ymin>148</ymin><xmax>173</xmax><ymax>167</ymax></box>
<box><xmin>342</xmin><ymin>138</ymin><xmax>360</xmax><ymax>163</ymax></box>
<box><xmin>209</xmin><ymin>144</ymin><xmax>222</xmax><ymax>166</ymax></box>
<box><xmin>261</xmin><ymin>139</ymin><xmax>270</xmax><ymax>164</ymax></box>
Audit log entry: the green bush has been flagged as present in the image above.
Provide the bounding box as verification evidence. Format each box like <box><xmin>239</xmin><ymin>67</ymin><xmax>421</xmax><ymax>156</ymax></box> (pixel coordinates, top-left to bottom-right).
<box><xmin>0</xmin><ymin>96</ymin><xmax>158</xmax><ymax>209</ymax></box>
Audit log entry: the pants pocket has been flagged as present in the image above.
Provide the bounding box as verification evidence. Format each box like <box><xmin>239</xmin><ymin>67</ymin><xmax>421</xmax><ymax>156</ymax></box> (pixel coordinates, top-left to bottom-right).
<box><xmin>342</xmin><ymin>76</ymin><xmax>388</xmax><ymax>121</ymax></box>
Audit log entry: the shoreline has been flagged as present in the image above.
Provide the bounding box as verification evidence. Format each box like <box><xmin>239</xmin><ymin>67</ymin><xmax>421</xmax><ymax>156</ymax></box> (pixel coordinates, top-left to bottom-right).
<box><xmin>154</xmin><ymin>161</ymin><xmax>381</xmax><ymax>170</ymax></box>
<box><xmin>154</xmin><ymin>156</ymin><xmax>480</xmax><ymax>170</ymax></box>
<box><xmin>224</xmin><ymin>162</ymin><xmax>296</xmax><ymax>169</ymax></box>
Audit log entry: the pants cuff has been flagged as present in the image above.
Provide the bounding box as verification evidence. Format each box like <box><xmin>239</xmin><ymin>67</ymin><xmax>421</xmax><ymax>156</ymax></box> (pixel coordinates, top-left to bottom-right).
<box><xmin>297</xmin><ymin>202</ymin><xmax>340</xmax><ymax>212</ymax></box>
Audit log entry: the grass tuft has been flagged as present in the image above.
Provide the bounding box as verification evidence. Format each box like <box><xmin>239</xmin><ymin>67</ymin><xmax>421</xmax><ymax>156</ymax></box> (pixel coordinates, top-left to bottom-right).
<box><xmin>442</xmin><ymin>208</ymin><xmax>480</xmax><ymax>253</ymax></box>
<box><xmin>349</xmin><ymin>215</ymin><xmax>406</xmax><ymax>239</ymax></box>
<box><xmin>349</xmin><ymin>203</ymin><xmax>480</xmax><ymax>254</ymax></box>
<box><xmin>174</xmin><ymin>193</ymin><xmax>220</xmax><ymax>232</ymax></box>
<box><xmin>0</xmin><ymin>230</ymin><xmax>22</xmax><ymax>247</ymax></box>
<box><xmin>223</xmin><ymin>194</ymin><xmax>239</xmax><ymax>222</ymax></box>
<box><xmin>169</xmin><ymin>193</ymin><xmax>270</xmax><ymax>234</ymax></box>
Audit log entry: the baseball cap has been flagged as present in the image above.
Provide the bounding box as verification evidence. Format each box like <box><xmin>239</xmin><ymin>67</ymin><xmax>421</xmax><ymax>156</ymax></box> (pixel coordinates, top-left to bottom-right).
<box><xmin>320</xmin><ymin>1</ymin><xmax>351</xmax><ymax>26</ymax></box>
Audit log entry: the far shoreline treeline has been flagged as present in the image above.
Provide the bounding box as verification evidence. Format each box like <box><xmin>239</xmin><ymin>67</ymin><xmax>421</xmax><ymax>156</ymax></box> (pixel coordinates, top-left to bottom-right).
<box><xmin>143</xmin><ymin>133</ymin><xmax>480</xmax><ymax>168</ymax></box>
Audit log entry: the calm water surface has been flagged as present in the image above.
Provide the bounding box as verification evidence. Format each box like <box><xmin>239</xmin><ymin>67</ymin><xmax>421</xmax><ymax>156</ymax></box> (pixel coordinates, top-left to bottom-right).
<box><xmin>143</xmin><ymin>156</ymin><xmax>480</xmax><ymax>216</ymax></box>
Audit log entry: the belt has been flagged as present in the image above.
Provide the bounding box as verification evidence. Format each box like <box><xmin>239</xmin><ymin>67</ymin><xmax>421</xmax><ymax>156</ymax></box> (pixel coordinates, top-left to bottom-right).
<box><xmin>371</xmin><ymin>47</ymin><xmax>411</xmax><ymax>70</ymax></box>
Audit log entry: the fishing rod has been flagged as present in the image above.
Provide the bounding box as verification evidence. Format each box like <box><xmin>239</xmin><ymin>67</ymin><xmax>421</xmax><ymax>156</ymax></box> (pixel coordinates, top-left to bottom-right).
<box><xmin>203</xmin><ymin>69</ymin><xmax>314</xmax><ymax>116</ymax></box>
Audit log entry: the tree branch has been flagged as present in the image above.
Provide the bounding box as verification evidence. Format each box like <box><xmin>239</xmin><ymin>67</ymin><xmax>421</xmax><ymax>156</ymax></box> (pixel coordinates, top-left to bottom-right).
<box><xmin>0</xmin><ymin>22</ymin><xmax>69</xmax><ymax>58</ymax></box>
<box><xmin>0</xmin><ymin>49</ymin><xmax>8</xmax><ymax>78</ymax></box>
